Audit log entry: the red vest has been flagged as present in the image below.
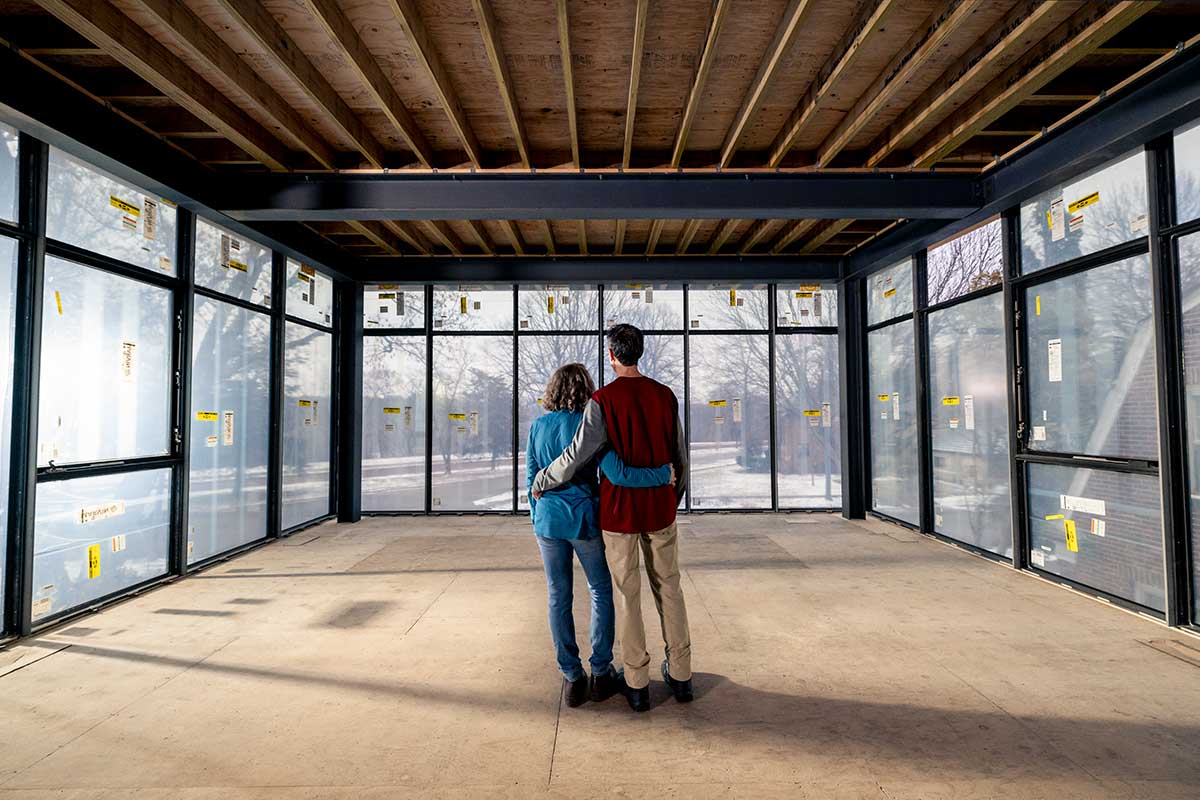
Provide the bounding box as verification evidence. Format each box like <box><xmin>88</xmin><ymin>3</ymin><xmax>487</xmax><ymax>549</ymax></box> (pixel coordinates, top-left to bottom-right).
<box><xmin>592</xmin><ymin>375</ymin><xmax>681</xmax><ymax>533</ymax></box>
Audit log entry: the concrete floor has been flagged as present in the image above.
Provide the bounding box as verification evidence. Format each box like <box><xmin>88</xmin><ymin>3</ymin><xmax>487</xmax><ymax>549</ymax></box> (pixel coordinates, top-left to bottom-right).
<box><xmin>1</xmin><ymin>514</ymin><xmax>1199</xmax><ymax>799</ymax></box>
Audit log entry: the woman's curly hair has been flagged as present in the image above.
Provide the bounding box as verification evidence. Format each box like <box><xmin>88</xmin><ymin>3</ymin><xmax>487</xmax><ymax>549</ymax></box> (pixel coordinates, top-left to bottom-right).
<box><xmin>542</xmin><ymin>363</ymin><xmax>595</xmax><ymax>413</ymax></box>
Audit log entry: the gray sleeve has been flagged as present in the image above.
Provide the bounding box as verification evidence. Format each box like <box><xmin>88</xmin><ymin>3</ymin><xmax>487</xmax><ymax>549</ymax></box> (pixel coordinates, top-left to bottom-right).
<box><xmin>672</xmin><ymin>407</ymin><xmax>689</xmax><ymax>503</ymax></box>
<box><xmin>532</xmin><ymin>399</ymin><xmax>608</xmax><ymax>493</ymax></box>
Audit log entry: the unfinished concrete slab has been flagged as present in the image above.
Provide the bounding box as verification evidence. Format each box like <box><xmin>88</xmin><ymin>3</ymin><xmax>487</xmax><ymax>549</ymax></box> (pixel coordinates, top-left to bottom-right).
<box><xmin>1</xmin><ymin>513</ymin><xmax>1198</xmax><ymax>799</ymax></box>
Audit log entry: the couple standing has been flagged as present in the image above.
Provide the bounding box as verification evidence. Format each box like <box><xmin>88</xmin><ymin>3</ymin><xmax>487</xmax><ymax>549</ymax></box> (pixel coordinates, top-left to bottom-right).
<box><xmin>526</xmin><ymin>323</ymin><xmax>692</xmax><ymax>712</ymax></box>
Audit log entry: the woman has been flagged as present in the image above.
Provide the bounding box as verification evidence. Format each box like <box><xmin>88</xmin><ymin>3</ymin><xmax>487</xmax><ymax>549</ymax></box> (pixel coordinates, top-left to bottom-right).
<box><xmin>526</xmin><ymin>363</ymin><xmax>674</xmax><ymax>708</ymax></box>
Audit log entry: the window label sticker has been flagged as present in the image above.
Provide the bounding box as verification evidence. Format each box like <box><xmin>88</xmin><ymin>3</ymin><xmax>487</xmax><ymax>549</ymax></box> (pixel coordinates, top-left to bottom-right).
<box><xmin>206</xmin><ymin>435</ymin><xmax>218</xmax><ymax>447</ymax></box>
<box><xmin>1049</xmin><ymin>198</ymin><xmax>1065</xmax><ymax>241</ymax></box>
<box><xmin>963</xmin><ymin>395</ymin><xmax>975</xmax><ymax>431</ymax></box>
<box><xmin>196</xmin><ymin>411</ymin><xmax>218</xmax><ymax>421</ymax></box>
<box><xmin>1064</xmin><ymin>519</ymin><xmax>1078</xmax><ymax>552</ymax></box>
<box><xmin>729</xmin><ymin>288</ymin><xmax>737</xmax><ymax>307</ymax></box>
<box><xmin>111</xmin><ymin>534</ymin><xmax>127</xmax><ymax>553</ymax></box>
<box><xmin>1068</xmin><ymin>214</ymin><xmax>1084</xmax><ymax>233</ymax></box>
<box><xmin>469</xmin><ymin>411</ymin><xmax>479</xmax><ymax>435</ymax></box>
<box><xmin>1045</xmin><ymin>514</ymin><xmax>1065</xmax><ymax>520</ymax></box>
<box><xmin>644</xmin><ymin>286</ymin><xmax>653</xmax><ymax>304</ymax></box>
<box><xmin>803</xmin><ymin>409</ymin><xmax>822</xmax><ymax>417</ymax></box>
<box><xmin>1031</xmin><ymin>549</ymin><xmax>1046</xmax><ymax>567</ymax></box>
<box><xmin>877</xmin><ymin>394</ymin><xmax>890</xmax><ymax>402</ymax></box>
<box><xmin>404</xmin><ymin>407</ymin><xmax>413</xmax><ymax>428</ymax></box>
<box><xmin>547</xmin><ymin>295</ymin><xmax>555</xmax><ymax>314</ymax></box>
<box><xmin>87</xmin><ymin>545</ymin><xmax>101</xmax><ymax>579</ymax></box>
<box><xmin>1091</xmin><ymin>519</ymin><xmax>1106</xmax><ymax>537</ymax></box>
<box><xmin>892</xmin><ymin>393</ymin><xmax>900</xmax><ymax>421</ymax></box>
<box><xmin>1060</xmin><ymin>494</ymin><xmax>1106</xmax><ymax>516</ymax></box>
<box><xmin>1032</xmin><ymin>425</ymin><xmax>1047</xmax><ymax>441</ymax></box>
<box><xmin>79</xmin><ymin>501</ymin><xmax>125</xmax><ymax>525</ymax></box>
<box><xmin>1068</xmin><ymin>191</ymin><xmax>1099</xmax><ymax>214</ymax></box>
<box><xmin>949</xmin><ymin>418</ymin><xmax>959</xmax><ymax>429</ymax></box>
<box><xmin>383</xmin><ymin>407</ymin><xmax>402</xmax><ymax>414</ymax></box>
<box><xmin>142</xmin><ymin>197</ymin><xmax>157</xmax><ymax>241</ymax></box>
<box><xmin>120</xmin><ymin>341</ymin><xmax>136</xmax><ymax>383</ymax></box>
<box><xmin>1131</xmin><ymin>213</ymin><xmax>1149</xmax><ymax>233</ymax></box>
<box><xmin>714</xmin><ymin>414</ymin><xmax>724</xmax><ymax>425</ymax></box>
<box><xmin>1047</xmin><ymin>338</ymin><xmax>1062</xmax><ymax>383</ymax></box>
<box><xmin>883</xmin><ymin>288</ymin><xmax>897</xmax><ymax>298</ymax></box>
<box><xmin>822</xmin><ymin>401</ymin><xmax>831</xmax><ymax>428</ymax></box>
<box><xmin>942</xmin><ymin>396</ymin><xmax>960</xmax><ymax>405</ymax></box>
<box><xmin>223</xmin><ymin>411</ymin><xmax>235</xmax><ymax>446</ymax></box>
<box><xmin>732</xmin><ymin>398</ymin><xmax>742</xmax><ymax>423</ymax></box>
<box><xmin>1035</xmin><ymin>295</ymin><xmax>1041</xmax><ymax>316</ymax></box>
<box><xmin>54</xmin><ymin>290</ymin><xmax>63</xmax><ymax>315</ymax></box>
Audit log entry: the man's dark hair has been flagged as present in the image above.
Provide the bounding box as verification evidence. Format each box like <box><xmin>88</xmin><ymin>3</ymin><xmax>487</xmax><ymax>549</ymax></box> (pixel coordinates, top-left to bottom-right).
<box><xmin>606</xmin><ymin>323</ymin><xmax>644</xmax><ymax>366</ymax></box>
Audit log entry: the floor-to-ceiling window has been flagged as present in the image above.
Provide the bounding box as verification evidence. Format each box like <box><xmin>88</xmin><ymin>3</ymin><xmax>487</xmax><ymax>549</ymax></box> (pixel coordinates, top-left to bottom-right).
<box><xmin>1174</xmin><ymin>119</ymin><xmax>1200</xmax><ymax>622</ymax></box>
<box><xmin>0</xmin><ymin>123</ymin><xmax>18</xmax><ymax>628</ymax></box>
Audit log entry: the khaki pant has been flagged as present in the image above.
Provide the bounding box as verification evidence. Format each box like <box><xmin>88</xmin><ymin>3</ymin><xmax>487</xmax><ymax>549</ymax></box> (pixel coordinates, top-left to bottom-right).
<box><xmin>602</xmin><ymin>523</ymin><xmax>692</xmax><ymax>690</ymax></box>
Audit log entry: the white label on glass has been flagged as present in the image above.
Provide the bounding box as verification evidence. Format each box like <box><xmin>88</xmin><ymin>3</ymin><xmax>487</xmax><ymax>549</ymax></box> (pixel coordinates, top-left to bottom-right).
<box><xmin>1047</xmin><ymin>339</ymin><xmax>1062</xmax><ymax>383</ymax></box>
<box><xmin>949</xmin><ymin>418</ymin><xmax>959</xmax><ymax>429</ymax></box>
<box><xmin>963</xmin><ymin>395</ymin><xmax>975</xmax><ymax>431</ymax></box>
<box><xmin>79</xmin><ymin>501</ymin><xmax>125</xmax><ymax>524</ymax></box>
<box><xmin>143</xmin><ymin>198</ymin><xmax>158</xmax><ymax>241</ymax></box>
<box><xmin>1068</xmin><ymin>214</ymin><xmax>1084</xmax><ymax>233</ymax></box>
<box><xmin>732</xmin><ymin>398</ymin><xmax>742</xmax><ymax>423</ymax></box>
<box><xmin>469</xmin><ymin>411</ymin><xmax>479</xmax><ymax>435</ymax></box>
<box><xmin>223</xmin><ymin>411</ymin><xmax>235</xmax><ymax>446</ymax></box>
<box><xmin>892</xmin><ymin>393</ymin><xmax>900</xmax><ymax>421</ymax></box>
<box><xmin>1131</xmin><ymin>214</ymin><xmax>1149</xmax><ymax>233</ymax></box>
<box><xmin>206</xmin><ymin>435</ymin><xmax>218</xmax><ymax>447</ymax></box>
<box><xmin>644</xmin><ymin>286</ymin><xmax>653</xmax><ymax>304</ymax></box>
<box><xmin>1061</xmin><ymin>494</ymin><xmax>1106</xmax><ymax>516</ymax></box>
<box><xmin>1090</xmin><ymin>519</ymin><xmax>1106</xmax><ymax>537</ymax></box>
<box><xmin>120</xmin><ymin>341</ymin><xmax>136</xmax><ymax>383</ymax></box>
<box><xmin>1032</xmin><ymin>426</ymin><xmax>1047</xmax><ymax>441</ymax></box>
<box><xmin>111</xmin><ymin>534</ymin><xmax>127</xmax><ymax>553</ymax></box>
<box><xmin>1050</xmin><ymin>198</ymin><xmax>1065</xmax><ymax>242</ymax></box>
<box><xmin>32</xmin><ymin>597</ymin><xmax>52</xmax><ymax>617</ymax></box>
<box><xmin>822</xmin><ymin>401</ymin><xmax>831</xmax><ymax>428</ymax></box>
<box><xmin>1031</xmin><ymin>549</ymin><xmax>1046</xmax><ymax>567</ymax></box>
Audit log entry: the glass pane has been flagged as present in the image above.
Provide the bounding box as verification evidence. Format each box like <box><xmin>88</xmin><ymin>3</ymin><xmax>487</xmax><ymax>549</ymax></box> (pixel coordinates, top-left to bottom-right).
<box><xmin>1176</xmin><ymin>231</ymin><xmax>1200</xmax><ymax>620</ymax></box>
<box><xmin>776</xmin><ymin>283</ymin><xmax>838</xmax><ymax>327</ymax></box>
<box><xmin>188</xmin><ymin>297</ymin><xmax>271</xmax><ymax>563</ymax></box>
<box><xmin>603</xmin><ymin>282</ymin><xmax>683</xmax><ymax>330</ymax></box>
<box><xmin>433</xmin><ymin>285</ymin><xmax>512</xmax><ymax>331</ymax></box>
<box><xmin>928</xmin><ymin>292</ymin><xmax>1011</xmax><ymax>555</ymax></box>
<box><xmin>867</xmin><ymin>258</ymin><xmax>913</xmax><ymax>324</ymax></box>
<box><xmin>926</xmin><ymin>218</ymin><xmax>1004</xmax><ymax>305</ymax></box>
<box><xmin>282</xmin><ymin>323</ymin><xmax>332</xmax><ymax>529</ymax></box>
<box><xmin>31</xmin><ymin>468</ymin><xmax>171</xmax><ymax>622</ymax></box>
<box><xmin>1020</xmin><ymin>149</ymin><xmax>1148</xmax><ymax>273</ymax></box>
<box><xmin>0</xmin><ymin>123</ymin><xmax>17</xmax><ymax>223</ymax></box>
<box><xmin>194</xmin><ymin>218</ymin><xmax>272</xmax><ymax>307</ymax></box>
<box><xmin>364</xmin><ymin>285</ymin><xmax>423</xmax><ymax>329</ymax></box>
<box><xmin>0</xmin><ymin>237</ymin><xmax>16</xmax><ymax>624</ymax></box>
<box><xmin>432</xmin><ymin>336</ymin><xmax>513</xmax><ymax>510</ymax></box>
<box><xmin>604</xmin><ymin>333</ymin><xmax>683</xmax><ymax>402</ymax></box>
<box><xmin>518</xmin><ymin>335</ymin><xmax>598</xmax><ymax>510</ymax></box>
<box><xmin>46</xmin><ymin>148</ymin><xmax>177</xmax><ymax>275</ymax></box>
<box><xmin>1024</xmin><ymin>254</ymin><xmax>1156</xmax><ymax>459</ymax></box>
<box><xmin>517</xmin><ymin>285</ymin><xmax>598</xmax><ymax>331</ymax></box>
<box><xmin>868</xmin><ymin>322</ymin><xmax>919</xmax><ymax>525</ymax></box>
<box><xmin>688</xmin><ymin>284</ymin><xmax>768</xmax><ymax>330</ymax></box>
<box><xmin>688</xmin><ymin>334</ymin><xmax>770</xmax><ymax>509</ymax></box>
<box><xmin>286</xmin><ymin>259</ymin><xmax>333</xmax><ymax>327</ymax></box>
<box><xmin>39</xmin><ymin>256</ymin><xmax>172</xmax><ymax>465</ymax></box>
<box><xmin>1026</xmin><ymin>462</ymin><xmax>1164</xmax><ymax>611</ymax></box>
<box><xmin>1176</xmin><ymin>119</ymin><xmax>1200</xmax><ymax>225</ymax></box>
<box><xmin>775</xmin><ymin>334</ymin><xmax>840</xmax><ymax>508</ymax></box>
<box><xmin>362</xmin><ymin>336</ymin><xmax>426</xmax><ymax>511</ymax></box>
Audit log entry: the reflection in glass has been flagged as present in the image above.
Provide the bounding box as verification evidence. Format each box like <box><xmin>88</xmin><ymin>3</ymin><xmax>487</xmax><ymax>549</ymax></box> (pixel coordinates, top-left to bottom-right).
<box><xmin>282</xmin><ymin>323</ymin><xmax>333</xmax><ymax>529</ymax></box>
<box><xmin>867</xmin><ymin>258</ymin><xmax>913</xmax><ymax>324</ymax></box>
<box><xmin>1176</xmin><ymin>119</ymin><xmax>1200</xmax><ymax>224</ymax></box>
<box><xmin>362</xmin><ymin>336</ymin><xmax>427</xmax><ymax>511</ymax></box>
<box><xmin>776</xmin><ymin>283</ymin><xmax>838</xmax><ymax>327</ymax></box>
<box><xmin>1027</xmin><ymin>462</ymin><xmax>1164</xmax><ymax>611</ymax></box>
<box><xmin>31</xmin><ymin>468</ymin><xmax>171</xmax><ymax>622</ymax></box>
<box><xmin>365</xmin><ymin>285</ymin><xmax>424</xmax><ymax>329</ymax></box>
<box><xmin>1024</xmin><ymin>254</ymin><xmax>1156</xmax><ymax>460</ymax></box>
<box><xmin>518</xmin><ymin>335</ymin><xmax>597</xmax><ymax>509</ymax></box>
<box><xmin>517</xmin><ymin>285</ymin><xmax>598</xmax><ymax>331</ymax></box>
<box><xmin>188</xmin><ymin>297</ymin><xmax>271</xmax><ymax>563</ymax></box>
<box><xmin>688</xmin><ymin>284</ymin><xmax>768</xmax><ymax>330</ymax></box>
<box><xmin>194</xmin><ymin>218</ymin><xmax>272</xmax><ymax>307</ymax></box>
<box><xmin>46</xmin><ymin>148</ymin><xmax>177</xmax><ymax>275</ymax></box>
<box><xmin>688</xmin><ymin>335</ymin><xmax>770</xmax><ymax>508</ymax></box>
<box><xmin>1020</xmin><ymin>149</ymin><xmax>1148</xmax><ymax>272</ymax></box>
<box><xmin>39</xmin><ymin>256</ymin><xmax>172</xmax><ymax>465</ymax></box>
<box><xmin>0</xmin><ymin>237</ymin><xmax>16</xmax><ymax>621</ymax></box>
<box><xmin>928</xmin><ymin>292</ymin><xmax>1010</xmax><ymax>555</ymax></box>
<box><xmin>1175</xmin><ymin>232</ymin><xmax>1200</xmax><ymax>619</ymax></box>
<box><xmin>432</xmin><ymin>336</ymin><xmax>513</xmax><ymax>510</ymax></box>
<box><xmin>603</xmin><ymin>283</ymin><xmax>683</xmax><ymax>330</ymax></box>
<box><xmin>286</xmin><ymin>259</ymin><xmax>333</xmax><ymax>326</ymax></box>
<box><xmin>0</xmin><ymin>123</ymin><xmax>16</xmax><ymax>223</ymax></box>
<box><xmin>775</xmin><ymin>334</ymin><xmax>840</xmax><ymax>507</ymax></box>
<box><xmin>868</xmin><ymin>322</ymin><xmax>918</xmax><ymax>524</ymax></box>
<box><xmin>433</xmin><ymin>285</ymin><xmax>512</xmax><ymax>331</ymax></box>
<box><xmin>926</xmin><ymin>218</ymin><xmax>1003</xmax><ymax>305</ymax></box>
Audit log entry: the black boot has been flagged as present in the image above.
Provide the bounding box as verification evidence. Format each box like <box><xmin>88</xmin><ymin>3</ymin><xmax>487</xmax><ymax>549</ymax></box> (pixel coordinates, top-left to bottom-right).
<box><xmin>621</xmin><ymin>671</ymin><xmax>650</xmax><ymax>713</ymax></box>
<box><xmin>589</xmin><ymin>667</ymin><xmax>624</xmax><ymax>702</ymax></box>
<box><xmin>661</xmin><ymin>660</ymin><xmax>693</xmax><ymax>703</ymax></box>
<box><xmin>563</xmin><ymin>675</ymin><xmax>589</xmax><ymax>708</ymax></box>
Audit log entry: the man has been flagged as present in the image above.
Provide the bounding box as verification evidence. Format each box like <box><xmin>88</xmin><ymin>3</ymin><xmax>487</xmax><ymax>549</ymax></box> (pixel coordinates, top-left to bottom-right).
<box><xmin>532</xmin><ymin>324</ymin><xmax>692</xmax><ymax>712</ymax></box>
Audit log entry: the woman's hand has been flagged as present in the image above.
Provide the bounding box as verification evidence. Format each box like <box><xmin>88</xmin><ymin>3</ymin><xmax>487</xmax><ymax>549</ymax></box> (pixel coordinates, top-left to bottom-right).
<box><xmin>668</xmin><ymin>463</ymin><xmax>677</xmax><ymax>486</ymax></box>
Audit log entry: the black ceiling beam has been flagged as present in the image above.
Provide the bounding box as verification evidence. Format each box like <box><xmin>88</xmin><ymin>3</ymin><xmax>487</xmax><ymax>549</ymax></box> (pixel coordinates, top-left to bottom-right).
<box><xmin>220</xmin><ymin>172</ymin><xmax>983</xmax><ymax>223</ymax></box>
<box><xmin>352</xmin><ymin>255</ymin><xmax>842</xmax><ymax>284</ymax></box>
<box><xmin>847</xmin><ymin>40</ymin><xmax>1200</xmax><ymax>279</ymax></box>
<box><xmin>0</xmin><ymin>44</ymin><xmax>352</xmax><ymax>281</ymax></box>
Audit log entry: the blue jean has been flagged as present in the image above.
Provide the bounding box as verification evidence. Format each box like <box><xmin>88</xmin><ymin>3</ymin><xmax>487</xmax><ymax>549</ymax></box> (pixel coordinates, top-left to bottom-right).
<box><xmin>535</xmin><ymin>535</ymin><xmax>615</xmax><ymax>682</ymax></box>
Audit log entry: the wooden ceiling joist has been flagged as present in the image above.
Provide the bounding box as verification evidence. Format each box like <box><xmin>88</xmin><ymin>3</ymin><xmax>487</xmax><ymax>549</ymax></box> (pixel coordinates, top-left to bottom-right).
<box><xmin>541</xmin><ymin>220</ymin><xmax>557</xmax><ymax>255</ymax></box>
<box><xmin>351</xmin><ymin>220</ymin><xmax>412</xmax><ymax>255</ymax></box>
<box><xmin>128</xmin><ymin>0</ymin><xmax>337</xmax><ymax>169</ymax></box>
<box><xmin>386</xmin><ymin>0</ymin><xmax>483</xmax><ymax>167</ymax></box>
<box><xmin>213</xmin><ymin>0</ymin><xmax>388</xmax><ymax>168</ymax></box>
<box><xmin>736</xmin><ymin>219</ymin><xmax>772</xmax><ymax>254</ymax></box>
<box><xmin>816</xmin><ymin>0</ymin><xmax>991</xmax><ymax>167</ymax></box>
<box><xmin>472</xmin><ymin>0</ymin><xmax>531</xmax><ymax>168</ymax></box>
<box><xmin>465</xmin><ymin>220</ymin><xmax>495</xmax><ymax>255</ymax></box>
<box><xmin>910</xmin><ymin>1</ymin><xmax>1157</xmax><ymax>167</ymax></box>
<box><xmin>498</xmin><ymin>220</ymin><xmax>526</xmax><ymax>255</ymax></box>
<box><xmin>675</xmin><ymin>219</ymin><xmax>701</xmax><ymax>255</ymax></box>
<box><xmin>798</xmin><ymin>219</ymin><xmax>854</xmax><ymax>255</ymax></box>
<box><xmin>670</xmin><ymin>0</ymin><xmax>732</xmax><ymax>167</ymax></box>
<box><xmin>645</xmin><ymin>219</ymin><xmax>664</xmax><ymax>255</ymax></box>
<box><xmin>34</xmin><ymin>0</ymin><xmax>294</xmax><ymax>171</ymax></box>
<box><xmin>614</xmin><ymin>219</ymin><xmax>627</xmax><ymax>255</ymax></box>
<box><xmin>556</xmin><ymin>0</ymin><xmax>580</xmax><ymax>166</ymax></box>
<box><xmin>707</xmin><ymin>219</ymin><xmax>739</xmax><ymax>255</ymax></box>
<box><xmin>419</xmin><ymin>221</ymin><xmax>465</xmax><ymax>255</ymax></box>
<box><xmin>769</xmin><ymin>219</ymin><xmax>820</xmax><ymax>254</ymax></box>
<box><xmin>622</xmin><ymin>0</ymin><xmax>650</xmax><ymax>168</ymax></box>
<box><xmin>577</xmin><ymin>220</ymin><xmax>588</xmax><ymax>255</ymax></box>
<box><xmin>719</xmin><ymin>0</ymin><xmax>818</xmax><ymax>168</ymax></box>
<box><xmin>303</xmin><ymin>0</ymin><xmax>434</xmax><ymax>167</ymax></box>
<box><xmin>768</xmin><ymin>0</ymin><xmax>903</xmax><ymax>167</ymax></box>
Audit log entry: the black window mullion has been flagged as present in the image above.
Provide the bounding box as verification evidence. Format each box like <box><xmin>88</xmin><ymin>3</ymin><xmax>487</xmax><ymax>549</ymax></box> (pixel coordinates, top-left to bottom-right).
<box><xmin>169</xmin><ymin>207</ymin><xmax>195</xmax><ymax>577</ymax></box>
<box><xmin>266</xmin><ymin>250</ymin><xmax>286</xmax><ymax>539</ymax></box>
<box><xmin>768</xmin><ymin>284</ymin><xmax>778</xmax><ymax>512</ymax></box>
<box><xmin>1002</xmin><ymin>206</ymin><xmax>1030</xmax><ymax>569</ymax></box>
<box><xmin>336</xmin><ymin>278</ymin><xmax>362</xmax><ymax>524</ymax></box>
<box><xmin>913</xmin><ymin>251</ymin><xmax>934</xmax><ymax>534</ymax></box>
<box><xmin>511</xmin><ymin>285</ymin><xmax>518</xmax><ymax>513</ymax></box>
<box><xmin>424</xmin><ymin>285</ymin><xmax>433</xmax><ymax>514</ymax></box>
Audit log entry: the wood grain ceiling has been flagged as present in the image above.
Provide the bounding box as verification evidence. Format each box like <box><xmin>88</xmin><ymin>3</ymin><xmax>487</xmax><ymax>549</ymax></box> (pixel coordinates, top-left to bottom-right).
<box><xmin>3</xmin><ymin>0</ymin><xmax>1198</xmax><ymax>259</ymax></box>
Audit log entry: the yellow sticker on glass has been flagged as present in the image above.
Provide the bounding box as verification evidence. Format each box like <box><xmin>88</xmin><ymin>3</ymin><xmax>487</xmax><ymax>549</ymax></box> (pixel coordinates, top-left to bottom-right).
<box><xmin>87</xmin><ymin>544</ymin><xmax>101</xmax><ymax>579</ymax></box>
<box><xmin>1064</xmin><ymin>519</ymin><xmax>1078</xmax><ymax>552</ymax></box>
